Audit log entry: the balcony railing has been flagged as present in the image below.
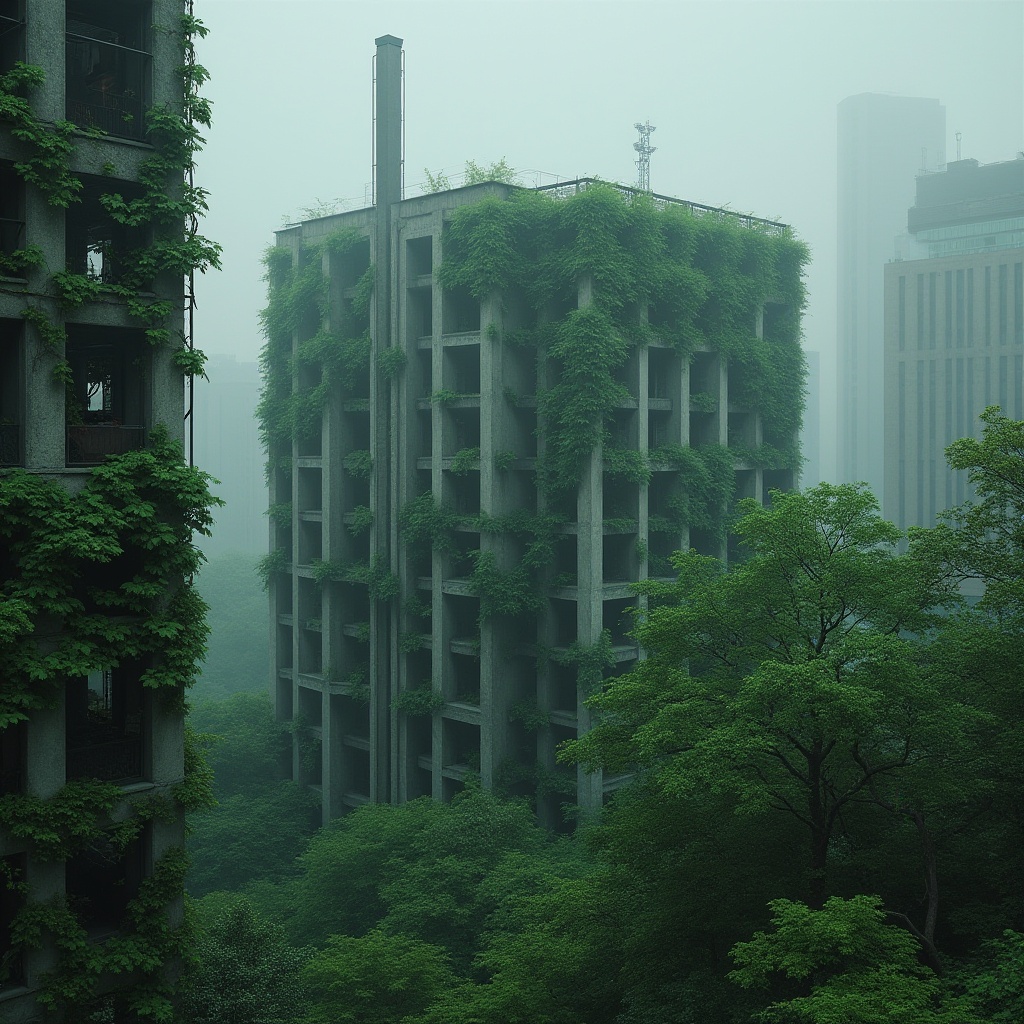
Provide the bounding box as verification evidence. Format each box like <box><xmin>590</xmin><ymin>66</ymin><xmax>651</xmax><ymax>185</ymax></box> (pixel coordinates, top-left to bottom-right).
<box><xmin>0</xmin><ymin>423</ymin><xmax>19</xmax><ymax>466</ymax></box>
<box><xmin>66</xmin><ymin>737</ymin><xmax>143</xmax><ymax>783</ymax></box>
<box><xmin>65</xmin><ymin>32</ymin><xmax>150</xmax><ymax>142</ymax></box>
<box><xmin>66</xmin><ymin>424</ymin><xmax>145</xmax><ymax>466</ymax></box>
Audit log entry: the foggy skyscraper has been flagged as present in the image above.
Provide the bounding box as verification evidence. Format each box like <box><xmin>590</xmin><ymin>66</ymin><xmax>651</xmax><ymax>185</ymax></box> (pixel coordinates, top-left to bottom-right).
<box><xmin>883</xmin><ymin>155</ymin><xmax>1024</xmax><ymax>531</ymax></box>
<box><xmin>837</xmin><ymin>93</ymin><xmax>945</xmax><ymax>502</ymax></box>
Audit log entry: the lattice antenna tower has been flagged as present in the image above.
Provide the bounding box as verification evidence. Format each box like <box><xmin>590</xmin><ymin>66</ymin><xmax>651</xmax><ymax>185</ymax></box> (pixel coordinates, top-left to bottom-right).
<box><xmin>634</xmin><ymin>121</ymin><xmax>657</xmax><ymax>192</ymax></box>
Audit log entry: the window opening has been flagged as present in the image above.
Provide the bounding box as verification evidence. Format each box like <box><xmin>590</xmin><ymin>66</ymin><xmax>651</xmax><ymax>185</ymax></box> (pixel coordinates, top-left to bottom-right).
<box><xmin>65</xmin><ymin>1</ymin><xmax>151</xmax><ymax>141</ymax></box>
<box><xmin>66</xmin><ymin>666</ymin><xmax>145</xmax><ymax>782</ymax></box>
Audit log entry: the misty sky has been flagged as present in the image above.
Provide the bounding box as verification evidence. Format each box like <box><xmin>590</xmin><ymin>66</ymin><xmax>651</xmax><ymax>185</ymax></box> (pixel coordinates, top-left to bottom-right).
<box><xmin>192</xmin><ymin>0</ymin><xmax>1024</xmax><ymax>482</ymax></box>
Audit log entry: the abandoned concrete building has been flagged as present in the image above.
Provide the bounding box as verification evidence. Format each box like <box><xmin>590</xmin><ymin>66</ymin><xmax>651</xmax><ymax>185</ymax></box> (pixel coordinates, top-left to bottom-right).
<box><xmin>1</xmin><ymin>2</ymin><xmax>209</xmax><ymax>1019</ymax></box>
<box><xmin>262</xmin><ymin>36</ymin><xmax>808</xmax><ymax>829</ymax></box>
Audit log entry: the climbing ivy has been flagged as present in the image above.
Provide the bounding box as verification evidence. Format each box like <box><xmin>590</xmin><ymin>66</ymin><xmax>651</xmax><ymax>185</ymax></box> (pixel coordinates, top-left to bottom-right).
<box><xmin>439</xmin><ymin>182</ymin><xmax>808</xmax><ymax>491</ymax></box>
<box><xmin>0</xmin><ymin>11</ymin><xmax>222</xmax><ymax>1018</ymax></box>
<box><xmin>0</xmin><ymin>13</ymin><xmax>221</xmax><ymax>373</ymax></box>
<box><xmin>0</xmin><ymin>432</ymin><xmax>220</xmax><ymax>1016</ymax></box>
<box><xmin>257</xmin><ymin>230</ymin><xmax>374</xmax><ymax>453</ymax></box>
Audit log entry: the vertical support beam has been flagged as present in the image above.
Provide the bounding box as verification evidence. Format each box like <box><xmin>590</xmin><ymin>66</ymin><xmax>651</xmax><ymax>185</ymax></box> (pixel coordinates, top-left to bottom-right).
<box><xmin>369</xmin><ymin>34</ymin><xmax>403</xmax><ymax>802</ymax></box>
<box><xmin>573</xmin><ymin>274</ymin><xmax>604</xmax><ymax>813</ymax></box>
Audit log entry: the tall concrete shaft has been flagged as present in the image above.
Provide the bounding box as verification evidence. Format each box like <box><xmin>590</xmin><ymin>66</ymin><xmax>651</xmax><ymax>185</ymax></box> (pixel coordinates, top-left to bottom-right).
<box><xmin>375</xmin><ymin>35</ymin><xmax>403</xmax><ymax>221</ymax></box>
<box><xmin>371</xmin><ymin>34</ymin><xmax>402</xmax><ymax>800</ymax></box>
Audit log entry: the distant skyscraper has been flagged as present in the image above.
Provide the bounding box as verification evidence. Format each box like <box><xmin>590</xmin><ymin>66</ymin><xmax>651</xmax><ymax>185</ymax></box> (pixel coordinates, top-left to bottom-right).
<box><xmin>883</xmin><ymin>155</ymin><xmax>1024</xmax><ymax>530</ymax></box>
<box><xmin>837</xmin><ymin>94</ymin><xmax>945</xmax><ymax>503</ymax></box>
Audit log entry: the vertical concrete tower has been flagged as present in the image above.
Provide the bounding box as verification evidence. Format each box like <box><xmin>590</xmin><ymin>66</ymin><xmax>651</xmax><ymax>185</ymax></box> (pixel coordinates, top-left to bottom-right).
<box><xmin>837</xmin><ymin>93</ymin><xmax>945</xmax><ymax>502</ymax></box>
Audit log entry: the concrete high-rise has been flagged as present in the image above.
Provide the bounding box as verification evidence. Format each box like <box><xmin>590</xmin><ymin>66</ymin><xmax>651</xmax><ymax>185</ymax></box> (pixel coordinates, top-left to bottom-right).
<box><xmin>837</xmin><ymin>93</ymin><xmax>945</xmax><ymax>502</ymax></box>
<box><xmin>262</xmin><ymin>36</ymin><xmax>807</xmax><ymax>828</ymax></box>
<box><xmin>1</xmin><ymin>3</ymin><xmax>214</xmax><ymax>1019</ymax></box>
<box><xmin>883</xmin><ymin>156</ymin><xmax>1024</xmax><ymax>530</ymax></box>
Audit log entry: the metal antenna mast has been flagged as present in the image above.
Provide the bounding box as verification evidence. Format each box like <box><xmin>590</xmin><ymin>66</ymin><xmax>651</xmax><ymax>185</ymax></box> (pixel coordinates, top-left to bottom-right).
<box><xmin>634</xmin><ymin>121</ymin><xmax>657</xmax><ymax>192</ymax></box>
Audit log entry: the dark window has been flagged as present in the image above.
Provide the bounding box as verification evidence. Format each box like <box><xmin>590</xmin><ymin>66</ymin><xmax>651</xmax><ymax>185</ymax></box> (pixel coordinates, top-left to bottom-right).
<box><xmin>0</xmin><ymin>853</ymin><xmax>26</xmax><ymax>988</ymax></box>
<box><xmin>928</xmin><ymin>272</ymin><xmax>936</xmax><ymax>349</ymax></box>
<box><xmin>0</xmin><ymin>162</ymin><xmax>24</xmax><ymax>270</ymax></box>
<box><xmin>916</xmin><ymin>274</ymin><xmax>924</xmax><ymax>349</ymax></box>
<box><xmin>0</xmin><ymin>1</ymin><xmax>24</xmax><ymax>77</ymax></box>
<box><xmin>956</xmin><ymin>270</ymin><xmax>964</xmax><ymax>347</ymax></box>
<box><xmin>0</xmin><ymin>721</ymin><xmax>25</xmax><ymax>795</ymax></box>
<box><xmin>944</xmin><ymin>271</ymin><xmax>953</xmax><ymax>348</ymax></box>
<box><xmin>65</xmin><ymin>325</ymin><xmax>148</xmax><ymax>466</ymax></box>
<box><xmin>1015</xmin><ymin>263</ymin><xmax>1023</xmax><ymax>345</ymax></box>
<box><xmin>65</xmin><ymin>176</ymin><xmax>146</xmax><ymax>286</ymax></box>
<box><xmin>0</xmin><ymin>317</ymin><xmax>22</xmax><ymax>467</ymax></box>
<box><xmin>65</xmin><ymin>666</ymin><xmax>145</xmax><ymax>783</ymax></box>
<box><xmin>65</xmin><ymin>828</ymin><xmax>146</xmax><ymax>936</ymax></box>
<box><xmin>985</xmin><ymin>266</ymin><xmax>992</xmax><ymax>344</ymax></box>
<box><xmin>999</xmin><ymin>265</ymin><xmax>1008</xmax><ymax>344</ymax></box>
<box><xmin>967</xmin><ymin>269</ymin><xmax>974</xmax><ymax>348</ymax></box>
<box><xmin>65</xmin><ymin>1</ymin><xmax>151</xmax><ymax>141</ymax></box>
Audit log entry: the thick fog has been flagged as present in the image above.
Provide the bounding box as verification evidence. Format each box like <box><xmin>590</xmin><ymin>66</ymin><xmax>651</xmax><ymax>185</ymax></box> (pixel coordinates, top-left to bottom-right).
<box><xmin>190</xmin><ymin>0</ymin><xmax>1022</xmax><ymax>514</ymax></box>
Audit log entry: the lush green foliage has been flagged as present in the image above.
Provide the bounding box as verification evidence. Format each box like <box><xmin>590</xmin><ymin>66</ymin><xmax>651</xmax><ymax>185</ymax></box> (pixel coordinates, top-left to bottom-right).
<box><xmin>0</xmin><ymin>432</ymin><xmax>220</xmax><ymax>1015</ymax></box>
<box><xmin>257</xmin><ymin>231</ymin><xmax>372</xmax><ymax>452</ymax></box>
<box><xmin>179</xmin><ymin>898</ymin><xmax>312</xmax><ymax>1024</ymax></box>
<box><xmin>439</xmin><ymin>183</ymin><xmax>807</xmax><ymax>493</ymax></box>
<box><xmin>0</xmin><ymin>14</ymin><xmax>221</xmax><ymax>1017</ymax></box>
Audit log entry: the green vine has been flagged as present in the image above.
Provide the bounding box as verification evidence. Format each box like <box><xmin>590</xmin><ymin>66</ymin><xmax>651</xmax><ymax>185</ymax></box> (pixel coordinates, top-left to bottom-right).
<box><xmin>342</xmin><ymin>450</ymin><xmax>373</xmax><ymax>478</ymax></box>
<box><xmin>649</xmin><ymin>444</ymin><xmax>736</xmax><ymax>536</ymax></box>
<box><xmin>393</xmin><ymin>684</ymin><xmax>446</xmax><ymax>716</ymax></box>
<box><xmin>347</xmin><ymin>504</ymin><xmax>373</xmax><ymax>536</ymax></box>
<box><xmin>0</xmin><ymin>430</ymin><xmax>220</xmax><ymax>1016</ymax></box>
<box><xmin>451</xmin><ymin>446</ymin><xmax>480</xmax><ymax>475</ymax></box>
<box><xmin>554</xmin><ymin>629</ymin><xmax>616</xmax><ymax>693</ymax></box>
<box><xmin>0</xmin><ymin>14</ymin><xmax>222</xmax><ymax>376</ymax></box>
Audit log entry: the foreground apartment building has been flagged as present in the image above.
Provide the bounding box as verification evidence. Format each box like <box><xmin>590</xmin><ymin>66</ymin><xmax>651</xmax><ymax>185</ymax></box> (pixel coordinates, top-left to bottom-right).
<box><xmin>263</xmin><ymin>36</ymin><xmax>807</xmax><ymax>829</ymax></box>
<box><xmin>1</xmin><ymin>2</ymin><xmax>213</xmax><ymax>1019</ymax></box>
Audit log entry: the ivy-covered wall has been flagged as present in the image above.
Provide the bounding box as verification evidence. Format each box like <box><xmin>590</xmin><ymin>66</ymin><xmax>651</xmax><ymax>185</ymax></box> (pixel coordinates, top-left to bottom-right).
<box><xmin>0</xmin><ymin>4</ymin><xmax>220</xmax><ymax>1019</ymax></box>
<box><xmin>438</xmin><ymin>184</ymin><xmax>808</xmax><ymax>493</ymax></box>
<box><xmin>258</xmin><ymin>178</ymin><xmax>807</xmax><ymax>819</ymax></box>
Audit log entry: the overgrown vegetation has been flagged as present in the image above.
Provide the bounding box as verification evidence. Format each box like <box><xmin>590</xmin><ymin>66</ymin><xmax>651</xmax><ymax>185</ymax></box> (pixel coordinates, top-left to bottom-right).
<box><xmin>0</xmin><ymin>16</ymin><xmax>221</xmax><ymax>380</ymax></box>
<box><xmin>187</xmin><ymin>411</ymin><xmax>1024</xmax><ymax>1023</ymax></box>
<box><xmin>0</xmin><ymin>433</ymin><xmax>220</xmax><ymax>1015</ymax></box>
<box><xmin>0</xmin><ymin>10</ymin><xmax>220</xmax><ymax>1018</ymax></box>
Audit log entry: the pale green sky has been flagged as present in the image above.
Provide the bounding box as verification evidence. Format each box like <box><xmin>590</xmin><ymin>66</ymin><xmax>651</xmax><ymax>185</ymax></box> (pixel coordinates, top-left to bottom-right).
<box><xmin>192</xmin><ymin>0</ymin><xmax>1024</xmax><ymax>480</ymax></box>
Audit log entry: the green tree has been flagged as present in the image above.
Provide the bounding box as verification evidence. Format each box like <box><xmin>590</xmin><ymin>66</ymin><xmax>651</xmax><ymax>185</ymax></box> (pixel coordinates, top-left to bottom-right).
<box><xmin>188</xmin><ymin>691</ymin><xmax>287</xmax><ymax>799</ymax></box>
<box><xmin>178</xmin><ymin>898</ymin><xmax>311</xmax><ymax>1024</ymax></box>
<box><xmin>943</xmin><ymin>406</ymin><xmax>1024</xmax><ymax>615</ymax></box>
<box><xmin>186</xmin><ymin>781</ymin><xmax>318</xmax><ymax>896</ymax></box>
<box><xmin>567</xmin><ymin>484</ymin><xmax>984</xmax><ymax>950</ymax></box>
<box><xmin>729</xmin><ymin>895</ymin><xmax>980</xmax><ymax>1024</ymax></box>
<box><xmin>302</xmin><ymin>930</ymin><xmax>455</xmax><ymax>1024</ymax></box>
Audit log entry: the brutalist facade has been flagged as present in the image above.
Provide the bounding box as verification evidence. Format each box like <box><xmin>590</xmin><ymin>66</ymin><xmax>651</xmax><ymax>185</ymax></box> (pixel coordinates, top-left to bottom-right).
<box><xmin>265</xmin><ymin>35</ymin><xmax>805</xmax><ymax>829</ymax></box>
<box><xmin>1</xmin><ymin>2</ymin><xmax>198</xmax><ymax>1019</ymax></box>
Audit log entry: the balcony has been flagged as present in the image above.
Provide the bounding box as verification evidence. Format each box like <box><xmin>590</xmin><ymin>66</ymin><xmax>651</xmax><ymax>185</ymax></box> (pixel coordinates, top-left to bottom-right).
<box><xmin>66</xmin><ymin>424</ymin><xmax>145</xmax><ymax>466</ymax></box>
<box><xmin>66</xmin><ymin>669</ymin><xmax>145</xmax><ymax>784</ymax></box>
<box><xmin>65</xmin><ymin>325</ymin><xmax>148</xmax><ymax>467</ymax></box>
<box><xmin>65</xmin><ymin>4</ymin><xmax>151</xmax><ymax>142</ymax></box>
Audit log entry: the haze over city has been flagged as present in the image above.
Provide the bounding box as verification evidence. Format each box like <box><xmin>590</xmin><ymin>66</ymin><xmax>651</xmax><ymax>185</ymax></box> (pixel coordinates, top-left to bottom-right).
<box><xmin>192</xmin><ymin>0</ymin><xmax>1023</xmax><ymax>488</ymax></box>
